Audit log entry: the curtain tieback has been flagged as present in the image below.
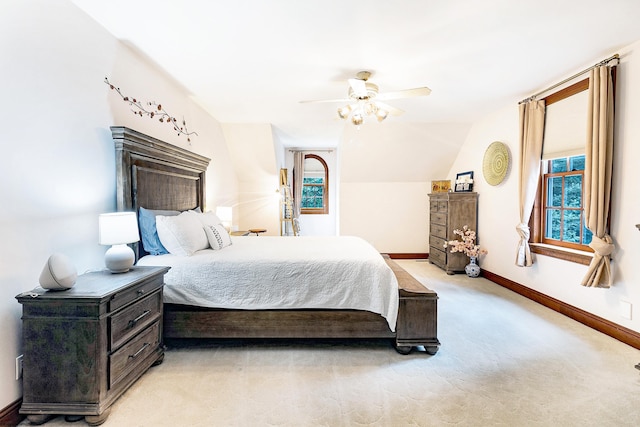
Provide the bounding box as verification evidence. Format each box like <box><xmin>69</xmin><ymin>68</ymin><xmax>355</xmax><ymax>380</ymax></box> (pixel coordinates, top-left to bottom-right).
<box><xmin>516</xmin><ymin>223</ymin><xmax>530</xmax><ymax>241</ymax></box>
<box><xmin>589</xmin><ymin>235</ymin><xmax>614</xmax><ymax>257</ymax></box>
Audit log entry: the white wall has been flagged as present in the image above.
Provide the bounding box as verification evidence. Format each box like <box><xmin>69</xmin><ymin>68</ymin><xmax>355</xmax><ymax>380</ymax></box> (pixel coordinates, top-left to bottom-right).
<box><xmin>0</xmin><ymin>0</ymin><xmax>237</xmax><ymax>409</ymax></box>
<box><xmin>339</xmin><ymin>121</ymin><xmax>470</xmax><ymax>253</ymax></box>
<box><xmin>447</xmin><ymin>40</ymin><xmax>640</xmax><ymax>334</ymax></box>
<box><xmin>221</xmin><ymin>123</ymin><xmax>280</xmax><ymax>235</ymax></box>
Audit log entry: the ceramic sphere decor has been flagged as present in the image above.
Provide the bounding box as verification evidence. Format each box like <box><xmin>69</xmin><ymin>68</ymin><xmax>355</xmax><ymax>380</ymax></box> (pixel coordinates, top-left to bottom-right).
<box><xmin>482</xmin><ymin>141</ymin><xmax>511</xmax><ymax>186</ymax></box>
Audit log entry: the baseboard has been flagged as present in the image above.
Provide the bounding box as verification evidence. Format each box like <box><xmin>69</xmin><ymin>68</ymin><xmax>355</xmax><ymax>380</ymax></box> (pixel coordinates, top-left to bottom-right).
<box><xmin>0</xmin><ymin>398</ymin><xmax>23</xmax><ymax>427</ymax></box>
<box><xmin>387</xmin><ymin>253</ymin><xmax>429</xmax><ymax>260</ymax></box>
<box><xmin>482</xmin><ymin>269</ymin><xmax>640</xmax><ymax>351</ymax></box>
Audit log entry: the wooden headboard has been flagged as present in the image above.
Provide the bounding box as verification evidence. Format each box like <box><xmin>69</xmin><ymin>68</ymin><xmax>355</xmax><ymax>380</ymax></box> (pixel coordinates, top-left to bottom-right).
<box><xmin>112</xmin><ymin>126</ymin><xmax>210</xmax><ymax>257</ymax></box>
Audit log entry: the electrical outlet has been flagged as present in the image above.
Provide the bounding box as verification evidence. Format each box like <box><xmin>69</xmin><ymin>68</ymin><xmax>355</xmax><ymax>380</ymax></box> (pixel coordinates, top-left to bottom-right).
<box><xmin>619</xmin><ymin>300</ymin><xmax>632</xmax><ymax>320</ymax></box>
<box><xmin>15</xmin><ymin>355</ymin><xmax>23</xmax><ymax>380</ymax></box>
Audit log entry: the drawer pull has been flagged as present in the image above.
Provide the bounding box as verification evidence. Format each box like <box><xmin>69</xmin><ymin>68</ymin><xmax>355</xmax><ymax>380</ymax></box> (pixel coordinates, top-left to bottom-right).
<box><xmin>129</xmin><ymin>342</ymin><xmax>151</xmax><ymax>359</ymax></box>
<box><xmin>128</xmin><ymin>310</ymin><xmax>150</xmax><ymax>328</ymax></box>
<box><xmin>137</xmin><ymin>289</ymin><xmax>146</xmax><ymax>296</ymax></box>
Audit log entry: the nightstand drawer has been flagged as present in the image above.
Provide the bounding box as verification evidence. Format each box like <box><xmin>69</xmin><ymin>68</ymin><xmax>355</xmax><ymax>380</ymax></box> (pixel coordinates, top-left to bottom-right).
<box><xmin>431</xmin><ymin>223</ymin><xmax>446</xmax><ymax>239</ymax></box>
<box><xmin>109</xmin><ymin>321</ymin><xmax>160</xmax><ymax>389</ymax></box>
<box><xmin>110</xmin><ymin>291</ymin><xmax>162</xmax><ymax>350</ymax></box>
<box><xmin>109</xmin><ymin>274</ymin><xmax>164</xmax><ymax>312</ymax></box>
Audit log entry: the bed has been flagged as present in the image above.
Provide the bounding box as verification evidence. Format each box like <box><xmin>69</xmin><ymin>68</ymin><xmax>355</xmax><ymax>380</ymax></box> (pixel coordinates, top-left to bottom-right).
<box><xmin>112</xmin><ymin>126</ymin><xmax>439</xmax><ymax>354</ymax></box>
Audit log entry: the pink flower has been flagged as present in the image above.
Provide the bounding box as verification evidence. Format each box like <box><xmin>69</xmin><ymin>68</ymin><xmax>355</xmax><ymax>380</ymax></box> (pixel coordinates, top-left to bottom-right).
<box><xmin>443</xmin><ymin>226</ymin><xmax>487</xmax><ymax>258</ymax></box>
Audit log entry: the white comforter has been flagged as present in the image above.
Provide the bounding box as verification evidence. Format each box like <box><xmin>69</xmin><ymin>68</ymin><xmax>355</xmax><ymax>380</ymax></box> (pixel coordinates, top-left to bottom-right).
<box><xmin>137</xmin><ymin>236</ymin><xmax>399</xmax><ymax>330</ymax></box>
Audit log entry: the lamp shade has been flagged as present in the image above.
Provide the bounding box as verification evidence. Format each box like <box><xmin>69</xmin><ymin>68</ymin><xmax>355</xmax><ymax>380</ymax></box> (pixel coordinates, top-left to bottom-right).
<box><xmin>215</xmin><ymin>207</ymin><xmax>233</xmax><ymax>224</ymax></box>
<box><xmin>99</xmin><ymin>212</ymin><xmax>140</xmax><ymax>245</ymax></box>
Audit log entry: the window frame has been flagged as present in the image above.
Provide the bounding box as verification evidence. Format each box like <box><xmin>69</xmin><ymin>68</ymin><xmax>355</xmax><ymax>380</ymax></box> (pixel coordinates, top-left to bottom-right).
<box><xmin>529</xmin><ymin>78</ymin><xmax>594</xmax><ymax>265</ymax></box>
<box><xmin>300</xmin><ymin>154</ymin><xmax>329</xmax><ymax>215</ymax></box>
<box><xmin>540</xmin><ymin>158</ymin><xmax>591</xmax><ymax>251</ymax></box>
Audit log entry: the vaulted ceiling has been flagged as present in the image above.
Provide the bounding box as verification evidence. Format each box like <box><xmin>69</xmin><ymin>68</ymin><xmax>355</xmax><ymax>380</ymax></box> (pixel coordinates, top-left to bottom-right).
<box><xmin>72</xmin><ymin>0</ymin><xmax>640</xmax><ymax>147</ymax></box>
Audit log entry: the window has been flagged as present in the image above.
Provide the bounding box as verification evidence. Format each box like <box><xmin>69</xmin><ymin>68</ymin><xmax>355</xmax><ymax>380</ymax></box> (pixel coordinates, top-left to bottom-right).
<box><xmin>541</xmin><ymin>155</ymin><xmax>592</xmax><ymax>250</ymax></box>
<box><xmin>300</xmin><ymin>154</ymin><xmax>328</xmax><ymax>214</ymax></box>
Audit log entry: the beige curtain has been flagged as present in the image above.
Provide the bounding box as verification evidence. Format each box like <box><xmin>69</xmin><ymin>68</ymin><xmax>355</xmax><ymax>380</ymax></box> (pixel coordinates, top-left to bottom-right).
<box><xmin>292</xmin><ymin>151</ymin><xmax>304</xmax><ymax>220</ymax></box>
<box><xmin>516</xmin><ymin>100</ymin><xmax>546</xmax><ymax>267</ymax></box>
<box><xmin>581</xmin><ymin>66</ymin><xmax>615</xmax><ymax>288</ymax></box>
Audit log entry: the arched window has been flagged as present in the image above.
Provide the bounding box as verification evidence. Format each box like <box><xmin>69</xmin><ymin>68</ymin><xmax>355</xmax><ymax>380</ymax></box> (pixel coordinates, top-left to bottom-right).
<box><xmin>300</xmin><ymin>154</ymin><xmax>328</xmax><ymax>214</ymax></box>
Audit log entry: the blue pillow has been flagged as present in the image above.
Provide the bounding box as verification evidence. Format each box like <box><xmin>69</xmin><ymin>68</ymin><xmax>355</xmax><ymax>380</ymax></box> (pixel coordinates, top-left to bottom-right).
<box><xmin>138</xmin><ymin>207</ymin><xmax>179</xmax><ymax>255</ymax></box>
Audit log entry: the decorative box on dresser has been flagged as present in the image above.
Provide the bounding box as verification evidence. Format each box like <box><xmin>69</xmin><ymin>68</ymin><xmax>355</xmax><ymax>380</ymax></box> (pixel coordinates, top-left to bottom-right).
<box><xmin>428</xmin><ymin>192</ymin><xmax>478</xmax><ymax>274</ymax></box>
<box><xmin>16</xmin><ymin>266</ymin><xmax>169</xmax><ymax>426</ymax></box>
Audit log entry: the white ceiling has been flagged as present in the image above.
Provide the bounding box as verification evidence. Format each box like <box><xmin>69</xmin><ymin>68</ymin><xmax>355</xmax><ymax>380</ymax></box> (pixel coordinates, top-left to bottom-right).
<box><xmin>72</xmin><ymin>0</ymin><xmax>640</xmax><ymax>147</ymax></box>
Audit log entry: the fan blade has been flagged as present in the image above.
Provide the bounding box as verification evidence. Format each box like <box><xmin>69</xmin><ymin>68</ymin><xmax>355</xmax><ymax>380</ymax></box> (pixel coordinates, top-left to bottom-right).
<box><xmin>299</xmin><ymin>97</ymin><xmax>350</xmax><ymax>104</ymax></box>
<box><xmin>348</xmin><ymin>78</ymin><xmax>368</xmax><ymax>98</ymax></box>
<box><xmin>375</xmin><ymin>101</ymin><xmax>404</xmax><ymax>116</ymax></box>
<box><xmin>376</xmin><ymin>86</ymin><xmax>432</xmax><ymax>100</ymax></box>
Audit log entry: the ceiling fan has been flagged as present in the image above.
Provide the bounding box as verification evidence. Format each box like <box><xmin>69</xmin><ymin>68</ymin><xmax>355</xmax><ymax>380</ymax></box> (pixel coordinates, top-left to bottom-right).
<box><xmin>300</xmin><ymin>71</ymin><xmax>431</xmax><ymax>125</ymax></box>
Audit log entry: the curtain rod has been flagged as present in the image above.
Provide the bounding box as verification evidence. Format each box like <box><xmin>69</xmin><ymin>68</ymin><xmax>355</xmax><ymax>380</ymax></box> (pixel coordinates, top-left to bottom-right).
<box><xmin>288</xmin><ymin>148</ymin><xmax>334</xmax><ymax>152</ymax></box>
<box><xmin>518</xmin><ymin>53</ymin><xmax>619</xmax><ymax>104</ymax></box>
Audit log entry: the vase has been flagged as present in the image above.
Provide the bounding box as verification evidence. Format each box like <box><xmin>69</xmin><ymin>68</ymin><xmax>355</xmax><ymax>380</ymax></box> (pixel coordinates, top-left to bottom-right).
<box><xmin>465</xmin><ymin>256</ymin><xmax>481</xmax><ymax>278</ymax></box>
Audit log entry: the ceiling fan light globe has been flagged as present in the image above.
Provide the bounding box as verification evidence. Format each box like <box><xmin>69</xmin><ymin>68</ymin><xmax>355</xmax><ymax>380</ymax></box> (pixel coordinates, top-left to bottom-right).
<box><xmin>351</xmin><ymin>113</ymin><xmax>363</xmax><ymax>126</ymax></box>
<box><xmin>337</xmin><ymin>105</ymin><xmax>352</xmax><ymax>119</ymax></box>
<box><xmin>376</xmin><ymin>109</ymin><xmax>389</xmax><ymax>122</ymax></box>
<box><xmin>364</xmin><ymin>102</ymin><xmax>377</xmax><ymax>115</ymax></box>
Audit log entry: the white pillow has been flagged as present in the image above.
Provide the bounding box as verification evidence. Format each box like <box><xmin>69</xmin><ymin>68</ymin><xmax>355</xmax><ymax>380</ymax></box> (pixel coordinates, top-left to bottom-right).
<box><xmin>204</xmin><ymin>223</ymin><xmax>233</xmax><ymax>250</ymax></box>
<box><xmin>196</xmin><ymin>211</ymin><xmax>223</xmax><ymax>228</ymax></box>
<box><xmin>156</xmin><ymin>211</ymin><xmax>209</xmax><ymax>256</ymax></box>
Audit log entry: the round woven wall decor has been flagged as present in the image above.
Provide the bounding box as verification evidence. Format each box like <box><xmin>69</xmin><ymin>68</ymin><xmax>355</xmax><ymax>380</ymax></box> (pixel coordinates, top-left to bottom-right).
<box><xmin>482</xmin><ymin>141</ymin><xmax>510</xmax><ymax>186</ymax></box>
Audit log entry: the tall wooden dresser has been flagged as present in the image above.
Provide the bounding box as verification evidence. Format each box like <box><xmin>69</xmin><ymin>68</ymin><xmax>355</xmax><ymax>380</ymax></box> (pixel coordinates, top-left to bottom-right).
<box><xmin>16</xmin><ymin>266</ymin><xmax>169</xmax><ymax>425</ymax></box>
<box><xmin>428</xmin><ymin>192</ymin><xmax>478</xmax><ymax>274</ymax></box>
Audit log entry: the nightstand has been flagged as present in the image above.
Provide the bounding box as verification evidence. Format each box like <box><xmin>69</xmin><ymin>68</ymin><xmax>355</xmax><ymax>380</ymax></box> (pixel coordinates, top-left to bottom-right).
<box><xmin>230</xmin><ymin>230</ymin><xmax>250</xmax><ymax>236</ymax></box>
<box><xmin>16</xmin><ymin>266</ymin><xmax>169</xmax><ymax>425</ymax></box>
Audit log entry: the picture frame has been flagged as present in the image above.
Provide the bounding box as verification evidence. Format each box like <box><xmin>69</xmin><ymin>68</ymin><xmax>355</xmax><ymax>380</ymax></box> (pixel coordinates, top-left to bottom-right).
<box><xmin>455</xmin><ymin>171</ymin><xmax>474</xmax><ymax>192</ymax></box>
<box><xmin>431</xmin><ymin>180</ymin><xmax>451</xmax><ymax>193</ymax></box>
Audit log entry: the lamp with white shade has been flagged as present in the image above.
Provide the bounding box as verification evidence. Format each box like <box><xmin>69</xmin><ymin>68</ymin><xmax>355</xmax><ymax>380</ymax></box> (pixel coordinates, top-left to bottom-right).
<box><xmin>215</xmin><ymin>206</ymin><xmax>233</xmax><ymax>231</ymax></box>
<box><xmin>99</xmin><ymin>212</ymin><xmax>139</xmax><ymax>273</ymax></box>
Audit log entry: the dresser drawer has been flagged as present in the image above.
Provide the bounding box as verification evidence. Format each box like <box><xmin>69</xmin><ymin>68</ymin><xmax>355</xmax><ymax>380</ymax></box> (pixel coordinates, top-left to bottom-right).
<box><xmin>430</xmin><ymin>235</ymin><xmax>446</xmax><ymax>251</ymax></box>
<box><xmin>109</xmin><ymin>321</ymin><xmax>160</xmax><ymax>389</ymax></box>
<box><xmin>109</xmin><ymin>274</ymin><xmax>164</xmax><ymax>312</ymax></box>
<box><xmin>430</xmin><ymin>223</ymin><xmax>447</xmax><ymax>239</ymax></box>
<box><xmin>429</xmin><ymin>247</ymin><xmax>446</xmax><ymax>267</ymax></box>
<box><xmin>431</xmin><ymin>212</ymin><xmax>446</xmax><ymax>226</ymax></box>
<box><xmin>110</xmin><ymin>291</ymin><xmax>162</xmax><ymax>350</ymax></box>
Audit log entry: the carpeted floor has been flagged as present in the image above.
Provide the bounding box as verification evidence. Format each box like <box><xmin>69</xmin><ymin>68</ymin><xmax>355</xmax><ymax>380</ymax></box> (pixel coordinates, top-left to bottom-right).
<box><xmin>21</xmin><ymin>260</ymin><xmax>640</xmax><ymax>426</ymax></box>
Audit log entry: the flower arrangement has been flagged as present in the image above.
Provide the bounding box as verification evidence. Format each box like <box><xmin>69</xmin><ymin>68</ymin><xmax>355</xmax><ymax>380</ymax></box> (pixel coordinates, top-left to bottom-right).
<box><xmin>443</xmin><ymin>225</ymin><xmax>487</xmax><ymax>258</ymax></box>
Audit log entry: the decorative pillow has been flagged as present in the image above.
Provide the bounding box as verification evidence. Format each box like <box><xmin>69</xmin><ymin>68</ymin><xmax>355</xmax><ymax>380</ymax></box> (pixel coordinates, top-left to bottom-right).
<box><xmin>204</xmin><ymin>223</ymin><xmax>233</xmax><ymax>250</ymax></box>
<box><xmin>138</xmin><ymin>207</ymin><xmax>180</xmax><ymax>255</ymax></box>
<box><xmin>156</xmin><ymin>211</ymin><xmax>209</xmax><ymax>256</ymax></box>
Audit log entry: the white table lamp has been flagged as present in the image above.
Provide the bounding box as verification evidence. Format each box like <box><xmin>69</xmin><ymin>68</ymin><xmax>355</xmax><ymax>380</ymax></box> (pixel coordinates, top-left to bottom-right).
<box><xmin>216</xmin><ymin>206</ymin><xmax>233</xmax><ymax>231</ymax></box>
<box><xmin>99</xmin><ymin>212</ymin><xmax>139</xmax><ymax>273</ymax></box>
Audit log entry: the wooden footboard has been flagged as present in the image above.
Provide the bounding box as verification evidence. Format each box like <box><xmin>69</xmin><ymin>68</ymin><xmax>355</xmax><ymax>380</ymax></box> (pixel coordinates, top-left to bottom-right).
<box><xmin>163</xmin><ymin>258</ymin><xmax>439</xmax><ymax>354</ymax></box>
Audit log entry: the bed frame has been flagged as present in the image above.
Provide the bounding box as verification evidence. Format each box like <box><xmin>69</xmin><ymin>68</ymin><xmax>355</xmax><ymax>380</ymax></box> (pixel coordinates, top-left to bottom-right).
<box><xmin>113</xmin><ymin>126</ymin><xmax>439</xmax><ymax>354</ymax></box>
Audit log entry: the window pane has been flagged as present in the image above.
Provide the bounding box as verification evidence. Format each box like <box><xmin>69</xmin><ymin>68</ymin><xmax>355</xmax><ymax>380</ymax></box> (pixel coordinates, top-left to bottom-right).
<box><xmin>583</xmin><ymin>224</ymin><xmax>593</xmax><ymax>245</ymax></box>
<box><xmin>545</xmin><ymin>209</ymin><xmax>561</xmax><ymax>239</ymax></box>
<box><xmin>551</xmin><ymin>158</ymin><xmax>567</xmax><ymax>173</ymax></box>
<box><xmin>547</xmin><ymin>177</ymin><xmax>563</xmax><ymax>207</ymax></box>
<box><xmin>304</xmin><ymin>177</ymin><xmax>323</xmax><ymax>184</ymax></box>
<box><xmin>564</xmin><ymin>175</ymin><xmax>582</xmax><ymax>208</ymax></box>
<box><xmin>570</xmin><ymin>155</ymin><xmax>585</xmax><ymax>171</ymax></box>
<box><xmin>563</xmin><ymin>210</ymin><xmax>581</xmax><ymax>243</ymax></box>
<box><xmin>302</xmin><ymin>185</ymin><xmax>324</xmax><ymax>209</ymax></box>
